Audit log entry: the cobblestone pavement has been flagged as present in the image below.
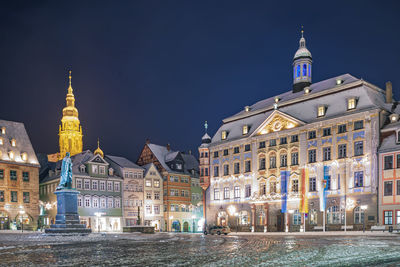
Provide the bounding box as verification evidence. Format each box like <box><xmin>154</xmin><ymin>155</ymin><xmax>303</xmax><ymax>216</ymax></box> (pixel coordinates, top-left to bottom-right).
<box><xmin>1</xmin><ymin>232</ymin><xmax>400</xmax><ymax>266</ymax></box>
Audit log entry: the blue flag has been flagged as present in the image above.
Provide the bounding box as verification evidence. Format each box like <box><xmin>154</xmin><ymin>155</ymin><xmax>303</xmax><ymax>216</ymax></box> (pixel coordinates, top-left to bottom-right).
<box><xmin>281</xmin><ymin>171</ymin><xmax>289</xmax><ymax>213</ymax></box>
<box><xmin>321</xmin><ymin>166</ymin><xmax>330</xmax><ymax>211</ymax></box>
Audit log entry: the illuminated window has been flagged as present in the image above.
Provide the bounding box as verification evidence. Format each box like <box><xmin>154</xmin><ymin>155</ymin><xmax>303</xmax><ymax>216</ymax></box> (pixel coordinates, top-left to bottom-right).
<box><xmin>221</xmin><ymin>131</ymin><xmax>227</xmax><ymax>140</ymax></box>
<box><xmin>0</xmin><ymin>138</ymin><xmax>2</xmax><ymax>145</ymax></box>
<box><xmin>21</xmin><ymin>152</ymin><xmax>27</xmax><ymax>161</ymax></box>
<box><xmin>296</xmin><ymin>65</ymin><xmax>300</xmax><ymax>77</ymax></box>
<box><xmin>318</xmin><ymin>106</ymin><xmax>326</xmax><ymax>117</ymax></box>
<box><xmin>11</xmin><ymin>139</ymin><xmax>16</xmax><ymax>147</ymax></box>
<box><xmin>347</xmin><ymin>98</ymin><xmax>356</xmax><ymax>110</ymax></box>
<box><xmin>242</xmin><ymin>125</ymin><xmax>248</xmax><ymax>135</ymax></box>
<box><xmin>9</xmin><ymin>151</ymin><xmax>14</xmax><ymax>160</ymax></box>
<box><xmin>303</xmin><ymin>64</ymin><xmax>307</xmax><ymax>76</ymax></box>
<box><xmin>1</xmin><ymin>127</ymin><xmax>5</xmax><ymax>134</ymax></box>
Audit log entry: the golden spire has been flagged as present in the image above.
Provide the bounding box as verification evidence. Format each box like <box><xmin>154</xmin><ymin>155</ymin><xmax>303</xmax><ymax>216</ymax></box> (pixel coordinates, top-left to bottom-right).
<box><xmin>94</xmin><ymin>138</ymin><xmax>104</xmax><ymax>158</ymax></box>
<box><xmin>301</xmin><ymin>25</ymin><xmax>304</xmax><ymax>38</ymax></box>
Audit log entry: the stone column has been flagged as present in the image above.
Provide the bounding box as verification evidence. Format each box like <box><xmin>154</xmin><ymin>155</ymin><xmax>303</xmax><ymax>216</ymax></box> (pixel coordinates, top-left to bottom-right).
<box><xmin>263</xmin><ymin>203</ymin><xmax>269</xmax><ymax>232</ymax></box>
<box><xmin>251</xmin><ymin>204</ymin><xmax>256</xmax><ymax>232</ymax></box>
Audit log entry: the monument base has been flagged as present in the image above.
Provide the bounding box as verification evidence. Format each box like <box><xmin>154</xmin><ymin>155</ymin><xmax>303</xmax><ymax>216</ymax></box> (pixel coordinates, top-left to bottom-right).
<box><xmin>45</xmin><ymin>189</ymin><xmax>91</xmax><ymax>235</ymax></box>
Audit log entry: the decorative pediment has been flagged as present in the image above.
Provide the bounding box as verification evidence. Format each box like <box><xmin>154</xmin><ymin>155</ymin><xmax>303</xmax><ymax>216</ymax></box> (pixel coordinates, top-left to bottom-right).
<box><xmin>251</xmin><ymin>110</ymin><xmax>305</xmax><ymax>136</ymax></box>
<box><xmin>88</xmin><ymin>154</ymin><xmax>109</xmax><ymax>165</ymax></box>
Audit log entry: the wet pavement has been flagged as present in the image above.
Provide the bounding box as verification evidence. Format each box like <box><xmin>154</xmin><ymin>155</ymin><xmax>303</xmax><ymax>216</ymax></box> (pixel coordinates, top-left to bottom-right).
<box><xmin>1</xmin><ymin>232</ymin><xmax>400</xmax><ymax>266</ymax></box>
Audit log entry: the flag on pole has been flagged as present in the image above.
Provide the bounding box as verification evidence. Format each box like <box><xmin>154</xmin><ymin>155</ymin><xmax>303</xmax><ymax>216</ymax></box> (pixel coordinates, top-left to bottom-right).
<box><xmin>300</xmin><ymin>168</ymin><xmax>309</xmax><ymax>213</ymax></box>
<box><xmin>320</xmin><ymin>166</ymin><xmax>329</xmax><ymax>211</ymax></box>
<box><xmin>281</xmin><ymin>170</ymin><xmax>288</xmax><ymax>213</ymax></box>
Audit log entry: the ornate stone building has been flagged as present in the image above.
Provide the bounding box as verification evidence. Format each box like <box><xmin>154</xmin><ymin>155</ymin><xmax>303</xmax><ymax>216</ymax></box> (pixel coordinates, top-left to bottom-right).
<box><xmin>202</xmin><ymin>32</ymin><xmax>395</xmax><ymax>232</ymax></box>
<box><xmin>0</xmin><ymin>120</ymin><xmax>40</xmax><ymax>230</ymax></box>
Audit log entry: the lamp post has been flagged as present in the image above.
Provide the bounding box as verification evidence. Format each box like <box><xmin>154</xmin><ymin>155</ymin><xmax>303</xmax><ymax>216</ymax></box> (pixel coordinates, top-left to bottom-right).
<box><xmin>19</xmin><ymin>210</ymin><xmax>25</xmax><ymax>233</ymax></box>
<box><xmin>361</xmin><ymin>205</ymin><xmax>368</xmax><ymax>233</ymax></box>
<box><xmin>191</xmin><ymin>215</ymin><xmax>196</xmax><ymax>233</ymax></box>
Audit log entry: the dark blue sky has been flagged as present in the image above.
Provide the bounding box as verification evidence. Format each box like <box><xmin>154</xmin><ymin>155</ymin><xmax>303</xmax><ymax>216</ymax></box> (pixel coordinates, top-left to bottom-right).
<box><xmin>0</xmin><ymin>0</ymin><xmax>399</xmax><ymax>161</ymax></box>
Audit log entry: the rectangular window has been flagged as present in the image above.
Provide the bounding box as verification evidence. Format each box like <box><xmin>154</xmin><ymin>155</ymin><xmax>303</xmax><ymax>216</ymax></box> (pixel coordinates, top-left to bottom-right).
<box><xmin>0</xmin><ymin>169</ymin><xmax>3</xmax><ymax>179</ymax></box>
<box><xmin>308</xmin><ymin>149</ymin><xmax>316</xmax><ymax>163</ymax></box>
<box><xmin>99</xmin><ymin>166</ymin><xmax>105</xmax><ymax>175</ymax></box>
<box><xmin>318</xmin><ymin>106</ymin><xmax>325</xmax><ymax>117</ymax></box>
<box><xmin>337</xmin><ymin>174</ymin><xmax>341</xmax><ymax>189</ymax></box>
<box><xmin>223</xmin><ymin>149</ymin><xmax>229</xmax><ymax>156</ymax></box>
<box><xmin>154</xmin><ymin>192</ymin><xmax>160</xmax><ymax>200</ymax></box>
<box><xmin>270</xmin><ymin>181</ymin><xmax>276</xmax><ymax>193</ymax></box>
<box><xmin>259</xmin><ymin>141</ymin><xmax>266</xmax><ymax>148</ymax></box>
<box><xmin>234</xmin><ymin>147</ymin><xmax>240</xmax><ymax>154</ymax></box>
<box><xmin>23</xmin><ymin>192</ymin><xmax>30</xmax><ymax>203</ymax></box>
<box><xmin>354</xmin><ymin>171</ymin><xmax>364</xmax><ymax>187</ymax></box>
<box><xmin>224</xmin><ymin>187</ymin><xmax>230</xmax><ymax>199</ymax></box>
<box><xmin>223</xmin><ymin>165</ymin><xmax>229</xmax><ymax>176</ymax></box>
<box><xmin>397</xmin><ymin>180</ymin><xmax>400</xmax><ymax>195</ymax></box>
<box><xmin>309</xmin><ymin>177</ymin><xmax>316</xmax><ymax>192</ymax></box>
<box><xmin>269</xmin><ymin>139</ymin><xmax>276</xmax><ymax>147</ymax></box>
<box><xmin>76</xmin><ymin>179</ymin><xmax>82</xmax><ymax>189</ymax></box>
<box><xmin>291</xmin><ymin>135</ymin><xmax>298</xmax><ymax>143</ymax></box>
<box><xmin>214</xmin><ymin>151</ymin><xmax>219</xmax><ymax>158</ymax></box>
<box><xmin>280</xmin><ymin>155</ymin><xmax>287</xmax><ymax>167</ymax></box>
<box><xmin>145</xmin><ymin>179</ymin><xmax>152</xmax><ymax>187</ymax></box>
<box><xmin>154</xmin><ymin>180</ymin><xmax>160</xmax><ymax>188</ymax></box>
<box><xmin>100</xmin><ymin>181</ymin><xmax>106</xmax><ymax>191</ymax></box>
<box><xmin>242</xmin><ymin>125</ymin><xmax>248</xmax><ymax>135</ymax></box>
<box><xmin>245</xmin><ymin>184</ymin><xmax>251</xmax><ymax>198</ymax></box>
<box><xmin>348</xmin><ymin>98</ymin><xmax>356</xmax><ymax>110</ymax></box>
<box><xmin>338</xmin><ymin>144</ymin><xmax>347</xmax><ymax>159</ymax></box>
<box><xmin>260</xmin><ymin>183</ymin><xmax>266</xmax><ymax>195</ymax></box>
<box><xmin>84</xmin><ymin>180</ymin><xmax>90</xmax><ymax>190</ymax></box>
<box><xmin>323</xmin><ymin>128</ymin><xmax>331</xmax><ymax>136</ymax></box>
<box><xmin>397</xmin><ymin>211</ymin><xmax>400</xmax><ymax>225</ymax></box>
<box><xmin>270</xmin><ymin>156</ymin><xmax>276</xmax><ymax>168</ymax></box>
<box><xmin>22</xmin><ymin>172</ymin><xmax>29</xmax><ymax>182</ymax></box>
<box><xmin>214</xmin><ymin>166</ymin><xmax>219</xmax><ymax>177</ymax></box>
<box><xmin>214</xmin><ymin>188</ymin><xmax>220</xmax><ymax>200</ymax></box>
<box><xmin>354</xmin><ymin>141</ymin><xmax>364</xmax><ymax>156</ymax></box>
<box><xmin>92</xmin><ymin>165</ymin><xmax>98</xmax><ymax>174</ymax></box>
<box><xmin>325</xmin><ymin>175</ymin><xmax>331</xmax><ymax>190</ymax></box>
<box><xmin>308</xmin><ymin>131</ymin><xmax>316</xmax><ymax>139</ymax></box>
<box><xmin>338</xmin><ymin>124</ymin><xmax>347</xmax><ymax>133</ymax></box>
<box><xmin>354</xmin><ymin>120</ymin><xmax>364</xmax><ymax>130</ymax></box>
<box><xmin>154</xmin><ymin>205</ymin><xmax>160</xmax><ymax>214</ymax></box>
<box><xmin>292</xmin><ymin>180</ymin><xmax>299</xmax><ymax>193</ymax></box>
<box><xmin>11</xmin><ymin>191</ymin><xmax>17</xmax><ymax>202</ymax></box>
<box><xmin>234</xmin><ymin>162</ymin><xmax>240</xmax><ymax>174</ymax></box>
<box><xmin>107</xmin><ymin>182</ymin><xmax>113</xmax><ymax>191</ymax></box>
<box><xmin>245</xmin><ymin>161</ymin><xmax>251</xmax><ymax>172</ymax></box>
<box><xmin>385</xmin><ymin>155</ymin><xmax>394</xmax><ymax>170</ymax></box>
<box><xmin>259</xmin><ymin>158</ymin><xmax>266</xmax><ymax>170</ymax></box>
<box><xmin>280</xmin><ymin>137</ymin><xmax>287</xmax><ymax>145</ymax></box>
<box><xmin>10</xmin><ymin>170</ymin><xmax>17</xmax><ymax>181</ymax></box>
<box><xmin>146</xmin><ymin>192</ymin><xmax>152</xmax><ymax>199</ymax></box>
<box><xmin>234</xmin><ymin>186</ymin><xmax>240</xmax><ymax>198</ymax></box>
<box><xmin>244</xmin><ymin>144</ymin><xmax>251</xmax><ymax>151</ymax></box>
<box><xmin>0</xmin><ymin>191</ymin><xmax>4</xmax><ymax>202</ymax></box>
<box><xmin>323</xmin><ymin>147</ymin><xmax>331</xmax><ymax>161</ymax></box>
<box><xmin>384</xmin><ymin>211</ymin><xmax>393</xmax><ymax>225</ymax></box>
<box><xmin>397</xmin><ymin>154</ymin><xmax>400</xmax><ymax>169</ymax></box>
<box><xmin>384</xmin><ymin>181</ymin><xmax>393</xmax><ymax>196</ymax></box>
<box><xmin>92</xmin><ymin>180</ymin><xmax>98</xmax><ymax>190</ymax></box>
<box><xmin>291</xmin><ymin>152</ymin><xmax>298</xmax><ymax>165</ymax></box>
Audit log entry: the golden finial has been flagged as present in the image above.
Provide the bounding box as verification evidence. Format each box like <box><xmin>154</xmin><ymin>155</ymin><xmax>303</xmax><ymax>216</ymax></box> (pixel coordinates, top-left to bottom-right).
<box><xmin>301</xmin><ymin>25</ymin><xmax>304</xmax><ymax>38</ymax></box>
<box><xmin>69</xmin><ymin>70</ymin><xmax>72</xmax><ymax>87</ymax></box>
<box><xmin>97</xmin><ymin>138</ymin><xmax>100</xmax><ymax>148</ymax></box>
<box><xmin>94</xmin><ymin>137</ymin><xmax>104</xmax><ymax>157</ymax></box>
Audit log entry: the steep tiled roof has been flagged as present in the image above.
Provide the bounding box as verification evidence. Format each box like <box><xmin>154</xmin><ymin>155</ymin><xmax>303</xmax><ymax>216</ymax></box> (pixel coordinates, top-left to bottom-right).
<box><xmin>105</xmin><ymin>155</ymin><xmax>143</xmax><ymax>169</ymax></box>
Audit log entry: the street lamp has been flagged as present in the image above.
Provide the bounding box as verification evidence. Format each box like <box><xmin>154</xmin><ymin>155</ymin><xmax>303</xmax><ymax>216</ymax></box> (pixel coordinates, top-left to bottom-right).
<box><xmin>361</xmin><ymin>205</ymin><xmax>368</xmax><ymax>233</ymax></box>
<box><xmin>19</xmin><ymin>210</ymin><xmax>25</xmax><ymax>233</ymax></box>
<box><xmin>191</xmin><ymin>215</ymin><xmax>196</xmax><ymax>233</ymax></box>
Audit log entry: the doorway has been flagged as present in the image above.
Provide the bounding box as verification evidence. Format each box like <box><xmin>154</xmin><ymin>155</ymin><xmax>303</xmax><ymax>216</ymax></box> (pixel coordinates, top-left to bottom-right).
<box><xmin>183</xmin><ymin>221</ymin><xmax>189</xmax><ymax>232</ymax></box>
<box><xmin>276</xmin><ymin>213</ymin><xmax>284</xmax><ymax>232</ymax></box>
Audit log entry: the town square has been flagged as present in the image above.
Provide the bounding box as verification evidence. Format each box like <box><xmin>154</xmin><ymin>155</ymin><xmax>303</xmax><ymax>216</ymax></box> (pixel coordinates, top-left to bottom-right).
<box><xmin>1</xmin><ymin>0</ymin><xmax>400</xmax><ymax>266</ymax></box>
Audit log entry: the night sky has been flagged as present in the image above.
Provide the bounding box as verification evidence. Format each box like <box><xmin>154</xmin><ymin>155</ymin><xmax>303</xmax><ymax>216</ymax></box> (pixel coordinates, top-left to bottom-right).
<box><xmin>0</xmin><ymin>1</ymin><xmax>400</xmax><ymax>161</ymax></box>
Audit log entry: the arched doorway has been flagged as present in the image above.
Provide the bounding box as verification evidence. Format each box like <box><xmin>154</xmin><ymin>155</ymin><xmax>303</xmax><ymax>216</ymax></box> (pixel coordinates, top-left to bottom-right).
<box><xmin>172</xmin><ymin>220</ymin><xmax>181</xmax><ymax>232</ymax></box>
<box><xmin>217</xmin><ymin>211</ymin><xmax>228</xmax><ymax>226</ymax></box>
<box><xmin>183</xmin><ymin>221</ymin><xmax>189</xmax><ymax>232</ymax></box>
<box><xmin>0</xmin><ymin>211</ymin><xmax>10</xmax><ymax>230</ymax></box>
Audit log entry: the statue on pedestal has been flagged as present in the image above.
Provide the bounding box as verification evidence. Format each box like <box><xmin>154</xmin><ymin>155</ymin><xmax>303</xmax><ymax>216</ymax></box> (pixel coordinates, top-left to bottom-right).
<box><xmin>57</xmin><ymin>152</ymin><xmax>73</xmax><ymax>190</ymax></box>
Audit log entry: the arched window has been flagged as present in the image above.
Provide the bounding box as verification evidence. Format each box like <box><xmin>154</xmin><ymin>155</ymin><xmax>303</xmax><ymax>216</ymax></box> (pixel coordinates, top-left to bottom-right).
<box><xmin>308</xmin><ymin>65</ymin><xmax>311</xmax><ymax>77</ymax></box>
<box><xmin>293</xmin><ymin>210</ymin><xmax>301</xmax><ymax>225</ymax></box>
<box><xmin>327</xmin><ymin>206</ymin><xmax>343</xmax><ymax>224</ymax></box>
<box><xmin>296</xmin><ymin>65</ymin><xmax>301</xmax><ymax>77</ymax></box>
<box><xmin>354</xmin><ymin>206</ymin><xmax>364</xmax><ymax>224</ymax></box>
<box><xmin>303</xmin><ymin>64</ymin><xmax>307</xmax><ymax>76</ymax></box>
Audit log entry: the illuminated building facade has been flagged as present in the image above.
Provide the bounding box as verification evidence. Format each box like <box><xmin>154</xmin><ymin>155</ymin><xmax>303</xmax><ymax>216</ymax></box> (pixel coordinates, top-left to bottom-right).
<box><xmin>57</xmin><ymin>71</ymin><xmax>83</xmax><ymax>160</ymax></box>
<box><xmin>137</xmin><ymin>141</ymin><xmax>200</xmax><ymax>232</ymax></box>
<box><xmin>203</xmin><ymin>32</ymin><xmax>394</xmax><ymax>232</ymax></box>
<box><xmin>0</xmin><ymin>120</ymin><xmax>40</xmax><ymax>230</ymax></box>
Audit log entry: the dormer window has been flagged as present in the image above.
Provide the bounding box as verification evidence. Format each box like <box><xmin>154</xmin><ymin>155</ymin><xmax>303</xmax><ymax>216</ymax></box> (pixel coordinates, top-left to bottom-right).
<box><xmin>11</xmin><ymin>139</ymin><xmax>16</xmax><ymax>147</ymax></box>
<box><xmin>1</xmin><ymin>127</ymin><xmax>5</xmax><ymax>134</ymax></box>
<box><xmin>244</xmin><ymin>106</ymin><xmax>250</xmax><ymax>112</ymax></box>
<box><xmin>317</xmin><ymin>105</ymin><xmax>326</xmax><ymax>117</ymax></box>
<box><xmin>8</xmin><ymin>151</ymin><xmax>14</xmax><ymax>160</ymax></box>
<box><xmin>0</xmin><ymin>138</ymin><xmax>3</xmax><ymax>145</ymax></box>
<box><xmin>80</xmin><ymin>165</ymin><xmax>86</xmax><ymax>173</ymax></box>
<box><xmin>221</xmin><ymin>131</ymin><xmax>227</xmax><ymax>140</ymax></box>
<box><xmin>347</xmin><ymin>98</ymin><xmax>357</xmax><ymax>110</ymax></box>
<box><xmin>176</xmin><ymin>163</ymin><xmax>182</xmax><ymax>170</ymax></box>
<box><xmin>336</xmin><ymin>78</ymin><xmax>343</xmax><ymax>85</ymax></box>
<box><xmin>242</xmin><ymin>125</ymin><xmax>249</xmax><ymax>135</ymax></box>
<box><xmin>21</xmin><ymin>152</ymin><xmax>27</xmax><ymax>161</ymax></box>
<box><xmin>390</xmin><ymin>114</ymin><xmax>399</xmax><ymax>123</ymax></box>
<box><xmin>109</xmin><ymin>168</ymin><xmax>114</xmax><ymax>176</ymax></box>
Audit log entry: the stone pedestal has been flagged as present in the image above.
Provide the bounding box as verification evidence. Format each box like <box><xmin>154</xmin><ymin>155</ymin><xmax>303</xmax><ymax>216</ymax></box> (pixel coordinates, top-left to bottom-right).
<box><xmin>45</xmin><ymin>189</ymin><xmax>91</xmax><ymax>234</ymax></box>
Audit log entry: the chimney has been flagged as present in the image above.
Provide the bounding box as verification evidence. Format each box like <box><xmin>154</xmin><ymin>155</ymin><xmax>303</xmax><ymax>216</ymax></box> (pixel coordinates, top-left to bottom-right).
<box><xmin>146</xmin><ymin>138</ymin><xmax>150</xmax><ymax>144</ymax></box>
<box><xmin>386</xmin><ymin>81</ymin><xmax>393</xmax><ymax>103</ymax></box>
<box><xmin>167</xmin><ymin>143</ymin><xmax>171</xmax><ymax>151</ymax></box>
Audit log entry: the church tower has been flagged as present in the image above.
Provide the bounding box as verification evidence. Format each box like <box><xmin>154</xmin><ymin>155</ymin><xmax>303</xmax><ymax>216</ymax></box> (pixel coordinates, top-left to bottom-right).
<box><xmin>292</xmin><ymin>28</ymin><xmax>312</xmax><ymax>93</ymax></box>
<box><xmin>58</xmin><ymin>71</ymin><xmax>83</xmax><ymax>159</ymax></box>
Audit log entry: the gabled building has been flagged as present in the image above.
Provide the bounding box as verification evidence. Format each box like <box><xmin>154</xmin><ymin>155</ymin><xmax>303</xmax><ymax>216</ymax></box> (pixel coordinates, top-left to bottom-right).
<box><xmin>378</xmin><ymin>110</ymin><xmax>400</xmax><ymax>226</ymax></box>
<box><xmin>137</xmin><ymin>141</ymin><xmax>200</xmax><ymax>232</ymax></box>
<box><xmin>105</xmin><ymin>155</ymin><xmax>145</xmax><ymax>227</ymax></box>
<box><xmin>202</xmin><ymin>32</ymin><xmax>395</xmax><ymax>232</ymax></box>
<box><xmin>142</xmin><ymin>163</ymin><xmax>164</xmax><ymax>231</ymax></box>
<box><xmin>40</xmin><ymin>145</ymin><xmax>123</xmax><ymax>232</ymax></box>
<box><xmin>0</xmin><ymin>119</ymin><xmax>40</xmax><ymax>230</ymax></box>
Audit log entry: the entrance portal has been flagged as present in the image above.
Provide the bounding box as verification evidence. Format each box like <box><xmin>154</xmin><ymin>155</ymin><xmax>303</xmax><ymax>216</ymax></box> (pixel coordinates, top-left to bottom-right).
<box><xmin>276</xmin><ymin>213</ymin><xmax>284</xmax><ymax>232</ymax></box>
<box><xmin>183</xmin><ymin>221</ymin><xmax>189</xmax><ymax>232</ymax></box>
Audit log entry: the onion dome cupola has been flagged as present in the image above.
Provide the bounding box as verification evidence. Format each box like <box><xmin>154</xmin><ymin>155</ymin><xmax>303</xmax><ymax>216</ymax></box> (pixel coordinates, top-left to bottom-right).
<box><xmin>201</xmin><ymin>121</ymin><xmax>211</xmax><ymax>144</ymax></box>
<box><xmin>292</xmin><ymin>28</ymin><xmax>312</xmax><ymax>93</ymax></box>
<box><xmin>94</xmin><ymin>138</ymin><xmax>104</xmax><ymax>158</ymax></box>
